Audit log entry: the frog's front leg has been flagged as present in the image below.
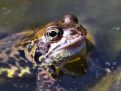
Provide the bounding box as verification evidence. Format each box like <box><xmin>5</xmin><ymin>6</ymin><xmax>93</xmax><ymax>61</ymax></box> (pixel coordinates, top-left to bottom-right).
<box><xmin>37</xmin><ymin>67</ymin><xmax>65</xmax><ymax>91</ymax></box>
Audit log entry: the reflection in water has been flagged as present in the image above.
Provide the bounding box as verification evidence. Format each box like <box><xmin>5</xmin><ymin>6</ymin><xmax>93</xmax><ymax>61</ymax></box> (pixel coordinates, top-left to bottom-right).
<box><xmin>90</xmin><ymin>51</ymin><xmax>121</xmax><ymax>91</ymax></box>
<box><xmin>0</xmin><ymin>0</ymin><xmax>121</xmax><ymax>91</ymax></box>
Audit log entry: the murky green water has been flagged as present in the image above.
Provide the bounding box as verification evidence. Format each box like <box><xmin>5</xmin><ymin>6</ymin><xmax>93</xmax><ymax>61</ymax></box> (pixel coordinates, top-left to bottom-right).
<box><xmin>0</xmin><ymin>0</ymin><xmax>121</xmax><ymax>91</ymax></box>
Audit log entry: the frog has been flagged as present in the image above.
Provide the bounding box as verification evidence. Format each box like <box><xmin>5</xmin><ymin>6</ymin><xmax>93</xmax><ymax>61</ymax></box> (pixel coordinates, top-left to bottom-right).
<box><xmin>0</xmin><ymin>15</ymin><xmax>94</xmax><ymax>91</ymax></box>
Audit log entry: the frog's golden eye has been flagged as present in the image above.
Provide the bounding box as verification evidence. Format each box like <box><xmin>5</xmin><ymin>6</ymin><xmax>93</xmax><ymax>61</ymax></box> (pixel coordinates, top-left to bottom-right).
<box><xmin>46</xmin><ymin>27</ymin><xmax>62</xmax><ymax>42</ymax></box>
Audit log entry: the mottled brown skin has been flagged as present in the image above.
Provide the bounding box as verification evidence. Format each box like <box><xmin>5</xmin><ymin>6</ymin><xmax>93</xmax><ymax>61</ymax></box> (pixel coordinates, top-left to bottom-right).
<box><xmin>0</xmin><ymin>15</ymin><xmax>94</xmax><ymax>91</ymax></box>
<box><xmin>0</xmin><ymin>30</ymin><xmax>38</xmax><ymax>78</ymax></box>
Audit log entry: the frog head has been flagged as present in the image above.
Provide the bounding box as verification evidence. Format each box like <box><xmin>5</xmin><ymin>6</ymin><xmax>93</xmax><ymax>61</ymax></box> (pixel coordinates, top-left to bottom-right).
<box><xmin>26</xmin><ymin>15</ymin><xmax>92</xmax><ymax>78</ymax></box>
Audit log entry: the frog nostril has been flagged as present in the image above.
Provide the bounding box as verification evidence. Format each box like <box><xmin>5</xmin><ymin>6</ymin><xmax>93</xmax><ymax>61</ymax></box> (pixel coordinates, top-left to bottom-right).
<box><xmin>70</xmin><ymin>30</ymin><xmax>77</xmax><ymax>35</ymax></box>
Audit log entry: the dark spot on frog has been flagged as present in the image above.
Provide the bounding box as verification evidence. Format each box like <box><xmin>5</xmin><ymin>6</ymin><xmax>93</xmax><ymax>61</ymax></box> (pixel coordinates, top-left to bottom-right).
<box><xmin>7</xmin><ymin>57</ymin><xmax>16</xmax><ymax>66</ymax></box>
<box><xmin>5</xmin><ymin>49</ymin><xmax>11</xmax><ymax>55</ymax></box>
<box><xmin>34</xmin><ymin>50</ymin><xmax>42</xmax><ymax>64</ymax></box>
<box><xmin>29</xmin><ymin>67</ymin><xmax>37</xmax><ymax>75</ymax></box>
<box><xmin>13</xmin><ymin>69</ymin><xmax>21</xmax><ymax>77</ymax></box>
<box><xmin>26</xmin><ymin>61</ymin><xmax>32</xmax><ymax>67</ymax></box>
<box><xmin>19</xmin><ymin>60</ymin><xmax>28</xmax><ymax>67</ymax></box>
<box><xmin>0</xmin><ymin>62</ymin><xmax>11</xmax><ymax>68</ymax></box>
<box><xmin>18</xmin><ymin>50</ymin><xmax>26</xmax><ymax>59</ymax></box>
<box><xmin>29</xmin><ymin>66</ymin><xmax>38</xmax><ymax>75</ymax></box>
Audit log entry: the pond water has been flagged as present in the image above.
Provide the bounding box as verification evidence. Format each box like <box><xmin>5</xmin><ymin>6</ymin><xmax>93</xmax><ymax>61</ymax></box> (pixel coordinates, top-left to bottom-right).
<box><xmin>0</xmin><ymin>0</ymin><xmax>121</xmax><ymax>91</ymax></box>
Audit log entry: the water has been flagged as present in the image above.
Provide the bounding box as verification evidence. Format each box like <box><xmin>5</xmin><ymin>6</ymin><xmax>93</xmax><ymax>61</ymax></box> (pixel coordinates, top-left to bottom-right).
<box><xmin>0</xmin><ymin>0</ymin><xmax>121</xmax><ymax>91</ymax></box>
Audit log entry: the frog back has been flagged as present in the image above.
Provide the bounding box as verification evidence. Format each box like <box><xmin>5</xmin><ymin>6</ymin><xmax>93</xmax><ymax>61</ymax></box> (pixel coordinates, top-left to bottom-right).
<box><xmin>0</xmin><ymin>30</ymin><xmax>37</xmax><ymax>78</ymax></box>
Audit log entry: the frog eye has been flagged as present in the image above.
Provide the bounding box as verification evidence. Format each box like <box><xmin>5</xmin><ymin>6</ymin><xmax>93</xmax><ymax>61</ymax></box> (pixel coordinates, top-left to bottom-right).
<box><xmin>46</xmin><ymin>27</ymin><xmax>62</xmax><ymax>41</ymax></box>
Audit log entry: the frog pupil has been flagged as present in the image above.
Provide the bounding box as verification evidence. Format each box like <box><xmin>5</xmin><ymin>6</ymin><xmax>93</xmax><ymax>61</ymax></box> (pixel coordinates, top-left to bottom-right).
<box><xmin>49</xmin><ymin>31</ymin><xmax>57</xmax><ymax>37</ymax></box>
